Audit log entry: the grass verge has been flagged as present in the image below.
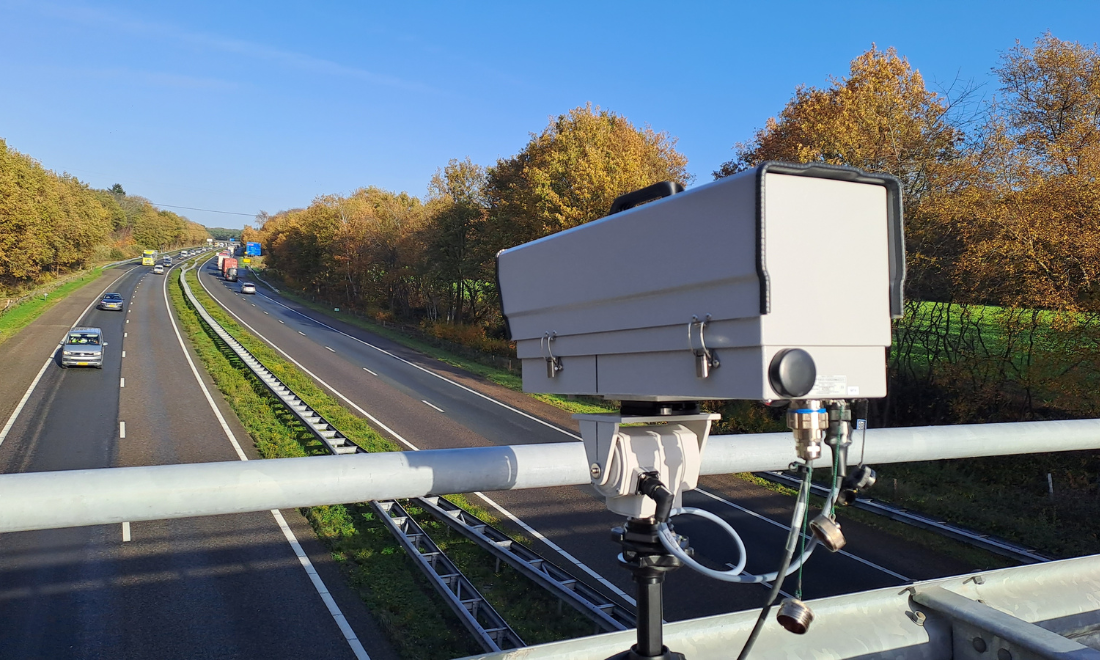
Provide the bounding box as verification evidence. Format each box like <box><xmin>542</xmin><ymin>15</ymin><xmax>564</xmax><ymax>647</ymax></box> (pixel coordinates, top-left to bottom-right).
<box><xmin>0</xmin><ymin>267</ymin><xmax>104</xmax><ymax>346</ymax></box>
<box><xmin>172</xmin><ymin>260</ymin><xmax>597</xmax><ymax>659</ymax></box>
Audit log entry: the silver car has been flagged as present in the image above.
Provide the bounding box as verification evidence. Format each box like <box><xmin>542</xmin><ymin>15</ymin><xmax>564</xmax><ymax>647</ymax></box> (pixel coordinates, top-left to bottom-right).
<box><xmin>97</xmin><ymin>292</ymin><xmax>124</xmax><ymax>311</ymax></box>
<box><xmin>153</xmin><ymin>265</ymin><xmax>165</xmax><ymax>274</ymax></box>
<box><xmin>61</xmin><ymin>327</ymin><xmax>106</xmax><ymax>368</ymax></box>
<box><xmin>240</xmin><ymin>282</ymin><xmax>256</xmax><ymax>294</ymax></box>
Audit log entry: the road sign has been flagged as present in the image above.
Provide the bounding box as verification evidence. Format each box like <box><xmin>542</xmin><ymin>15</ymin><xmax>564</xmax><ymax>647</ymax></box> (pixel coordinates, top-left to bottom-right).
<box><xmin>246</xmin><ymin>242</ymin><xmax>261</xmax><ymax>256</ymax></box>
<box><xmin>243</xmin><ymin>258</ymin><xmax>251</xmax><ymax>264</ymax></box>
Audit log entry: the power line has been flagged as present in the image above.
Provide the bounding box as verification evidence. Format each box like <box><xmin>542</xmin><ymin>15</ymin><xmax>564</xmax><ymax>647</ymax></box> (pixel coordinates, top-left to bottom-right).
<box><xmin>150</xmin><ymin>202</ymin><xmax>256</xmax><ymax>217</ymax></box>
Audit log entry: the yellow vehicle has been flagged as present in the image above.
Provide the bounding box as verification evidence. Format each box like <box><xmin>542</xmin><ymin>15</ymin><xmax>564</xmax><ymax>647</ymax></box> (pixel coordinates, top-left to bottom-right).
<box><xmin>141</xmin><ymin>249</ymin><xmax>157</xmax><ymax>266</ymax></box>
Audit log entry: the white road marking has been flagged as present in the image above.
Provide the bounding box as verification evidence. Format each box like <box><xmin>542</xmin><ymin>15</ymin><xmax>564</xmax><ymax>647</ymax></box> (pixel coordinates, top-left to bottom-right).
<box><xmin>171</xmin><ymin>263</ymin><xmax>369</xmax><ymax>660</ymax></box>
<box><xmin>279</xmin><ymin>320</ymin><xmax>284</xmax><ymax>324</ymax></box>
<box><xmin>119</xmin><ymin>421</ymin><xmax>126</xmax><ymax>438</ymax></box>
<box><xmin>298</xmin><ymin>331</ymin><xmax>305</xmax><ymax>335</ymax></box>
<box><xmin>194</xmin><ymin>267</ymin><xmax>628</xmax><ymax>602</ymax></box>
<box><xmin>0</xmin><ymin>266</ymin><xmax>134</xmax><ymax>449</ymax></box>
<box><xmin>421</xmin><ymin>400</ymin><xmax>444</xmax><ymax>413</ymax></box>
<box><xmin>696</xmin><ymin>488</ymin><xmax>909</xmax><ymax>581</ymax></box>
<box><xmin>124</xmin><ymin>332</ymin><xmax>127</xmax><ymax>337</ymax></box>
<box><xmin>257</xmin><ymin>292</ymin><xmax>577</xmax><ymax>438</ymax></box>
<box><xmin>264</xmin><ymin>311</ymin><xmax>269</xmax><ymax>315</ymax></box>
<box><xmin>122</xmin><ymin>522</ymin><xmax>131</xmax><ymax>542</ymax></box>
<box><xmin>473</xmin><ymin>491</ymin><xmax>635</xmax><ymax>604</ymax></box>
<box><xmin>126</xmin><ymin>319</ymin><xmax>129</xmax><ymax>324</ymax></box>
<box><xmin>363</xmin><ymin>367</ymin><xmax>377</xmax><ymax>376</ymax></box>
<box><xmin>120</xmin><ymin>378</ymin><xmax>125</xmax><ymax>388</ymax></box>
<box><xmin>251</xmin><ymin>279</ymin><xmax>912</xmax><ymax>583</ymax></box>
<box><xmin>122</xmin><ymin>350</ymin><xmax>126</xmax><ymax>358</ymax></box>
<box><xmin>325</xmin><ymin>346</ymin><xmax>335</xmax><ymax>352</ymax></box>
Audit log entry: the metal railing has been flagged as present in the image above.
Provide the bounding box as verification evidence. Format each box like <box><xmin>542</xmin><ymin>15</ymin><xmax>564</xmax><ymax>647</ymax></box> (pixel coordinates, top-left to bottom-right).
<box><xmin>178</xmin><ymin>261</ymin><xmax>630</xmax><ymax>647</ymax></box>
<box><xmin>179</xmin><ymin>263</ymin><xmax>363</xmax><ymax>455</ymax></box>
<box><xmin>374</xmin><ymin>500</ymin><xmax>525</xmax><ymax>653</ymax></box>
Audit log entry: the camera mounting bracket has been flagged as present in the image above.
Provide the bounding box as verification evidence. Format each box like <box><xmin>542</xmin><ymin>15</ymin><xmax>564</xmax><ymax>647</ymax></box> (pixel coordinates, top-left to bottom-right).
<box><xmin>576</xmin><ymin>411</ymin><xmax>720</xmax><ymax>519</ymax></box>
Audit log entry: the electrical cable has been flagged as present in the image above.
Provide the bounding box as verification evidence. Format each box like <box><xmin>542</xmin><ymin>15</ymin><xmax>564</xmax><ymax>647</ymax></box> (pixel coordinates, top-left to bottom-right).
<box><xmin>736</xmin><ymin>466</ymin><xmax>813</xmax><ymax>660</ymax></box>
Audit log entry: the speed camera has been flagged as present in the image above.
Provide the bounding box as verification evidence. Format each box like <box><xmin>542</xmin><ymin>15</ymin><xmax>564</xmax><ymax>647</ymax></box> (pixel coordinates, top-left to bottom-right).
<box><xmin>496</xmin><ymin>161</ymin><xmax>905</xmax><ymax>401</ymax></box>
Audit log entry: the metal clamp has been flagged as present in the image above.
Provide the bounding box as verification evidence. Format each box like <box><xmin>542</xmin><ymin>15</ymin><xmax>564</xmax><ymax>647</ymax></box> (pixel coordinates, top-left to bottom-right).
<box><xmin>688</xmin><ymin>315</ymin><xmax>719</xmax><ymax>379</ymax></box>
<box><xmin>542</xmin><ymin>332</ymin><xmax>563</xmax><ymax>379</ymax></box>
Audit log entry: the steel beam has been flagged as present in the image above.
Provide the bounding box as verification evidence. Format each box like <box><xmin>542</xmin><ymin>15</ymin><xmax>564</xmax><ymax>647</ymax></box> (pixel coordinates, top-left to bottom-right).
<box><xmin>3</xmin><ymin>415</ymin><xmax>1100</xmax><ymax>534</ymax></box>
<box><xmin>458</xmin><ymin>555</ymin><xmax>1100</xmax><ymax>660</ymax></box>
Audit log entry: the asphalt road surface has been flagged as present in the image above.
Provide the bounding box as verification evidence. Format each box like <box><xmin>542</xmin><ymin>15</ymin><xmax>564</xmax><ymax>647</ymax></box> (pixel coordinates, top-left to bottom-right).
<box><xmin>0</xmin><ymin>256</ymin><xmax>393</xmax><ymax>660</ymax></box>
<box><xmin>198</xmin><ymin>260</ymin><xmax>977</xmax><ymax>622</ymax></box>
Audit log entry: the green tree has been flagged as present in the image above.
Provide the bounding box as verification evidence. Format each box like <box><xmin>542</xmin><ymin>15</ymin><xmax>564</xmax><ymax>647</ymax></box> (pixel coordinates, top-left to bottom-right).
<box><xmin>425</xmin><ymin>158</ymin><xmax>489</xmax><ymax>323</ymax></box>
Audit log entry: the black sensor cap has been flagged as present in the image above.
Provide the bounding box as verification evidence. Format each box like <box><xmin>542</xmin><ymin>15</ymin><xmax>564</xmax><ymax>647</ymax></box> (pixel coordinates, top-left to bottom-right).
<box><xmin>769</xmin><ymin>348</ymin><xmax>817</xmax><ymax>398</ymax></box>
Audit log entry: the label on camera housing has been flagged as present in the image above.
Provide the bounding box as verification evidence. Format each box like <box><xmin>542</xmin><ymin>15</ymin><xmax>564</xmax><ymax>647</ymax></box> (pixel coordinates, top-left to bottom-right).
<box><xmin>810</xmin><ymin>375</ymin><xmax>848</xmax><ymax>397</ymax></box>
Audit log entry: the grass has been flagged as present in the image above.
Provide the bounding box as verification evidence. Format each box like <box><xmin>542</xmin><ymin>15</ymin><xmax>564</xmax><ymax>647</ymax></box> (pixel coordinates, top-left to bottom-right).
<box><xmin>734</xmin><ymin>472</ymin><xmax>1016</xmax><ymax>570</ymax></box>
<box><xmin>0</xmin><ymin>267</ymin><xmax>104</xmax><ymax>346</ymax></box>
<box><xmin>172</xmin><ymin>259</ymin><xmax>603</xmax><ymax>659</ymax></box>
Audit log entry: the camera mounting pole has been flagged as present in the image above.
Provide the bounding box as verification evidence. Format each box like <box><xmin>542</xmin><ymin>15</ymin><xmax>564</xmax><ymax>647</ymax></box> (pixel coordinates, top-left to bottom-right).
<box><xmin>577</xmin><ymin>404</ymin><xmax>720</xmax><ymax>660</ymax></box>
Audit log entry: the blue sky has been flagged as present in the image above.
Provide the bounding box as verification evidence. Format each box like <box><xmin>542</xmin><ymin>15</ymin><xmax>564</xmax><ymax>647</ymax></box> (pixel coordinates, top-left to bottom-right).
<box><xmin>1</xmin><ymin>1</ymin><xmax>1096</xmax><ymax>229</ymax></box>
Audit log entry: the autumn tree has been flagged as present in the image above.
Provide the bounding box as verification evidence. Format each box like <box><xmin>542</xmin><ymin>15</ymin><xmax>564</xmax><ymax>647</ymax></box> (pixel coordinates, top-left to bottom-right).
<box><xmin>425</xmin><ymin>158</ymin><xmax>489</xmax><ymax>323</ymax></box>
<box><xmin>486</xmin><ymin>104</ymin><xmax>691</xmax><ymax>250</ymax></box>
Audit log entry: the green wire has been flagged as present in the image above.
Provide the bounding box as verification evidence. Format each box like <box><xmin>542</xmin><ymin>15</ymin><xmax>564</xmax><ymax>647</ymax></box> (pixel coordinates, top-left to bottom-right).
<box><xmin>795</xmin><ymin>465</ymin><xmax>812</xmax><ymax>600</ymax></box>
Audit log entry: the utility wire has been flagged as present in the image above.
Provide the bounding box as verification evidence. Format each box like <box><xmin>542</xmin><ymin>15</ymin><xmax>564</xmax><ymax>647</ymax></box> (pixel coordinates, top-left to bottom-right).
<box><xmin>150</xmin><ymin>202</ymin><xmax>256</xmax><ymax>217</ymax></box>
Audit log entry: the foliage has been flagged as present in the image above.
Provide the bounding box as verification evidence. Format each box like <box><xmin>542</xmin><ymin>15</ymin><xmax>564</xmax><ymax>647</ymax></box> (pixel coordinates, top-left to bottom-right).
<box><xmin>487</xmin><ymin>103</ymin><xmax>691</xmax><ymax>249</ymax></box>
<box><xmin>0</xmin><ymin>139</ymin><xmax>210</xmax><ymax>293</ymax></box>
<box><xmin>206</xmin><ymin>226</ymin><xmax>243</xmax><ymax>241</ymax></box>
<box><xmin>253</xmin><ymin>104</ymin><xmax>690</xmax><ymax>340</ymax></box>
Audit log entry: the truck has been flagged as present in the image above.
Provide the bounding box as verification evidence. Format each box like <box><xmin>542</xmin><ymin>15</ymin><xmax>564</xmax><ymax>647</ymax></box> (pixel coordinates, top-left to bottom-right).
<box><xmin>222</xmin><ymin>258</ymin><xmax>238</xmax><ymax>280</ymax></box>
<box><xmin>216</xmin><ymin>251</ymin><xmax>232</xmax><ymax>271</ymax></box>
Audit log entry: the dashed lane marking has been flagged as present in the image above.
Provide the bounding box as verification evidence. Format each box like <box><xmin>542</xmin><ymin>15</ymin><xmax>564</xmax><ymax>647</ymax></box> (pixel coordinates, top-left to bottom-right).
<box><xmin>298</xmin><ymin>331</ymin><xmax>305</xmax><ymax>335</ymax></box>
<box><xmin>325</xmin><ymin>346</ymin><xmax>335</xmax><ymax>352</ymax></box>
<box><xmin>192</xmin><ymin>267</ymin><xmax>634</xmax><ymax>605</ymax></box>
<box><xmin>171</xmin><ymin>262</ymin><xmax>370</xmax><ymax>660</ymax></box>
<box><xmin>120</xmin><ymin>378</ymin><xmax>125</xmax><ymax>388</ymax></box>
<box><xmin>119</xmin><ymin>421</ymin><xmax>126</xmax><ymax>438</ymax></box>
<box><xmin>122</xmin><ymin>522</ymin><xmax>131</xmax><ymax>542</ymax></box>
<box><xmin>421</xmin><ymin>400</ymin><xmax>444</xmax><ymax>413</ymax></box>
<box><xmin>0</xmin><ymin>265</ymin><xmax>135</xmax><ymax>449</ymax></box>
<box><xmin>363</xmin><ymin>367</ymin><xmax>377</xmax><ymax>376</ymax></box>
<box><xmin>122</xmin><ymin>350</ymin><xmax>126</xmax><ymax>358</ymax></box>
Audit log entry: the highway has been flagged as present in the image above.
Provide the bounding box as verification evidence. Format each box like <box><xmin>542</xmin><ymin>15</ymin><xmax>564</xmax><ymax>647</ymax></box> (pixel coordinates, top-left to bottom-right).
<box><xmin>195</xmin><ymin>258</ymin><xmax>978</xmax><ymax>621</ymax></box>
<box><xmin>0</xmin><ymin>257</ymin><xmax>391</xmax><ymax>660</ymax></box>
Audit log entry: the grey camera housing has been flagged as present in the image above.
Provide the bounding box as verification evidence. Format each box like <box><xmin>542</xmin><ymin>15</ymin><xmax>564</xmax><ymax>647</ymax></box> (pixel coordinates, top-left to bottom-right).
<box><xmin>496</xmin><ymin>162</ymin><xmax>905</xmax><ymax>401</ymax></box>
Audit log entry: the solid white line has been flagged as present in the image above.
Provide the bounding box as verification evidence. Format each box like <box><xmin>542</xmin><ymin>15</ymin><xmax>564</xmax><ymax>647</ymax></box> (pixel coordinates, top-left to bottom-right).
<box><xmin>120</xmin><ymin>378</ymin><xmax>125</xmax><ymax>388</ymax></box>
<box><xmin>256</xmin><ymin>292</ymin><xmax>579</xmax><ymax>438</ymax></box>
<box><xmin>363</xmin><ymin>368</ymin><xmax>377</xmax><ymax>376</ymax></box>
<box><xmin>172</xmin><ymin>263</ymin><xmax>369</xmax><ymax>659</ymax></box>
<box><xmin>695</xmin><ymin>487</ymin><xmax>909</xmax><ymax>581</ymax></box>
<box><xmin>421</xmin><ymin>400</ymin><xmax>444</xmax><ymax>413</ymax></box>
<box><xmin>325</xmin><ymin>346</ymin><xmax>335</xmax><ymax>353</ymax></box>
<box><xmin>271</xmin><ymin>509</ymin><xmax>370</xmax><ymax>659</ymax></box>
<box><xmin>122</xmin><ymin>521</ymin><xmax>131</xmax><ymax>542</ymax></box>
<box><xmin>0</xmin><ymin>357</ymin><xmax>54</xmax><ymax>448</ymax></box>
<box><xmin>249</xmin><ymin>278</ymin><xmax>916</xmax><ymax>583</ymax></box>
<box><xmin>119</xmin><ymin>421</ymin><xmax>126</xmax><ymax>438</ymax></box>
<box><xmin>0</xmin><ymin>266</ymin><xmax>135</xmax><ymax>449</ymax></box>
<box><xmin>472</xmin><ymin>491</ymin><xmax>635</xmax><ymax>604</ymax></box>
<box><xmin>194</xmin><ymin>266</ymin><xmax>627</xmax><ymax>601</ymax></box>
